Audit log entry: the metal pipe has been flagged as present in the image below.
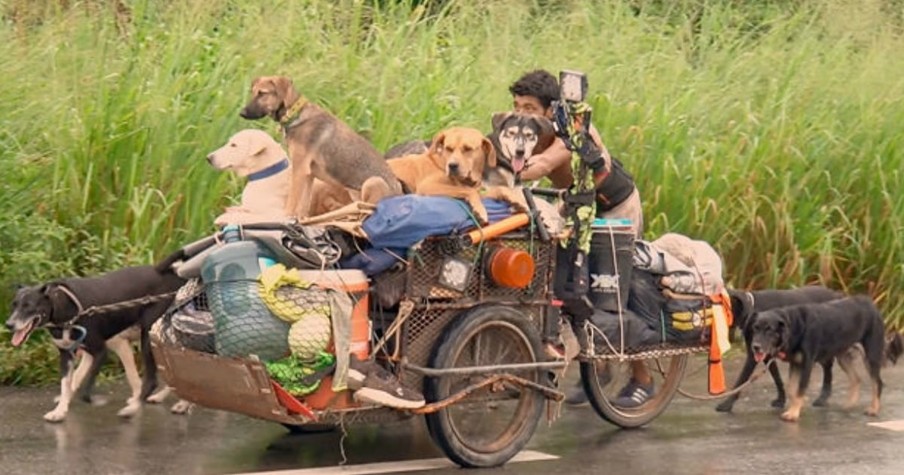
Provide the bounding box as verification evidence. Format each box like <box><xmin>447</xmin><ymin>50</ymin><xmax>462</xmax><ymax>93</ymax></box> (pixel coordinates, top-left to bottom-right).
<box><xmin>405</xmin><ymin>361</ymin><xmax>566</xmax><ymax>377</ymax></box>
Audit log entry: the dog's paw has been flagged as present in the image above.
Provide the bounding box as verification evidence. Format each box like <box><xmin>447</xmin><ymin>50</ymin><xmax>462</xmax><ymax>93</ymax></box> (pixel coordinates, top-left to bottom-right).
<box><xmin>117</xmin><ymin>402</ymin><xmax>141</xmax><ymax>418</ymax></box>
<box><xmin>170</xmin><ymin>400</ymin><xmax>194</xmax><ymax>415</ymax></box>
<box><xmin>714</xmin><ymin>401</ymin><xmax>734</xmax><ymax>413</ymax></box>
<box><xmin>43</xmin><ymin>409</ymin><xmax>68</xmax><ymax>423</ymax></box>
<box><xmin>770</xmin><ymin>397</ymin><xmax>786</xmax><ymax>408</ymax></box>
<box><xmin>779</xmin><ymin>410</ymin><xmax>800</xmax><ymax>422</ymax></box>
<box><xmin>475</xmin><ymin>210</ymin><xmax>489</xmax><ymax>226</ymax></box>
<box><xmin>865</xmin><ymin>407</ymin><xmax>880</xmax><ymax>417</ymax></box>
<box><xmin>87</xmin><ymin>395</ymin><xmax>109</xmax><ymax>407</ymax></box>
<box><xmin>812</xmin><ymin>396</ymin><xmax>829</xmax><ymax>407</ymax></box>
<box><xmin>146</xmin><ymin>391</ymin><xmax>168</xmax><ymax>404</ymax></box>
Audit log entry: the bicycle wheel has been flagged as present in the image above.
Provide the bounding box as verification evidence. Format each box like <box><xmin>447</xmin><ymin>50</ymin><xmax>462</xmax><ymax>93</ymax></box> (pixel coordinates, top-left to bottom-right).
<box><xmin>425</xmin><ymin>305</ymin><xmax>545</xmax><ymax>468</ymax></box>
<box><xmin>580</xmin><ymin>353</ymin><xmax>687</xmax><ymax>428</ymax></box>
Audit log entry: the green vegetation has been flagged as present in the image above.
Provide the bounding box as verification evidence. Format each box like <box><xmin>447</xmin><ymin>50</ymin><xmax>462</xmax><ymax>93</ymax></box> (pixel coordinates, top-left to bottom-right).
<box><xmin>2</xmin><ymin>0</ymin><xmax>903</xmax><ymax>384</ymax></box>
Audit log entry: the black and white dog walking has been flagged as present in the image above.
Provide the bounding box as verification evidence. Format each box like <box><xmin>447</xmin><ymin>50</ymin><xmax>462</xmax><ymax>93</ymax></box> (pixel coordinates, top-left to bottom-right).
<box><xmin>5</xmin><ymin>264</ymin><xmax>184</xmax><ymax>422</ymax></box>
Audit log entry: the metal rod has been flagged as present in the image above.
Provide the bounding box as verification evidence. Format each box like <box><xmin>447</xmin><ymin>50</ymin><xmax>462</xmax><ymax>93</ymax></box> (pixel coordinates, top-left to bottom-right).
<box><xmin>405</xmin><ymin>361</ymin><xmax>566</xmax><ymax>377</ymax></box>
<box><xmin>408</xmin><ymin>373</ymin><xmax>564</xmax><ymax>414</ymax></box>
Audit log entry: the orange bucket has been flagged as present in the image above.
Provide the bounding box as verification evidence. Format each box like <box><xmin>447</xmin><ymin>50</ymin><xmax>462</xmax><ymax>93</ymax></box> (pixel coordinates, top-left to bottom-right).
<box><xmin>486</xmin><ymin>246</ymin><xmax>535</xmax><ymax>289</ymax></box>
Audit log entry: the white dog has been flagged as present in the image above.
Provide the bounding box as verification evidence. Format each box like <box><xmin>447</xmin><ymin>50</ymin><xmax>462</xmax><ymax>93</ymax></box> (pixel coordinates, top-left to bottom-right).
<box><xmin>208</xmin><ymin>129</ymin><xmax>352</xmax><ymax>223</ymax></box>
<box><xmin>208</xmin><ymin>129</ymin><xmax>294</xmax><ymax>225</ymax></box>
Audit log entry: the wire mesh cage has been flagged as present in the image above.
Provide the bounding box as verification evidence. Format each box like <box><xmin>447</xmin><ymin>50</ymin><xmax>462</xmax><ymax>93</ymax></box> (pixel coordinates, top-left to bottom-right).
<box><xmin>152</xmin><ymin>279</ymin><xmax>216</xmax><ymax>353</ymax></box>
<box><xmin>405</xmin><ymin>233</ymin><xmax>554</xmax><ymax>302</ymax></box>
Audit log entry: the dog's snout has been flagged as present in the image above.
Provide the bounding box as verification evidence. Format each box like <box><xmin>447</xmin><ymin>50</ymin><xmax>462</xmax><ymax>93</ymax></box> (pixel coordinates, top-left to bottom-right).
<box><xmin>4</xmin><ymin>320</ymin><xmax>13</xmax><ymax>331</ymax></box>
<box><xmin>206</xmin><ymin>154</ymin><xmax>214</xmax><ymax>164</ymax></box>
<box><xmin>751</xmin><ymin>343</ymin><xmax>762</xmax><ymax>353</ymax></box>
<box><xmin>447</xmin><ymin>162</ymin><xmax>460</xmax><ymax>174</ymax></box>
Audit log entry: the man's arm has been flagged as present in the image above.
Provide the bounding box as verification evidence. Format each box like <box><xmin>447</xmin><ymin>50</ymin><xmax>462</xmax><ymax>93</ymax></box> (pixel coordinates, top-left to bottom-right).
<box><xmin>521</xmin><ymin>125</ymin><xmax>612</xmax><ymax>182</ymax></box>
<box><xmin>521</xmin><ymin>137</ymin><xmax>572</xmax><ymax>181</ymax></box>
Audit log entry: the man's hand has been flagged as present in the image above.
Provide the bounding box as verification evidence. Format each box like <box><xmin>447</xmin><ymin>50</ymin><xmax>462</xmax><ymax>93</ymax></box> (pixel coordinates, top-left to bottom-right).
<box><xmin>577</xmin><ymin>136</ymin><xmax>605</xmax><ymax>172</ymax></box>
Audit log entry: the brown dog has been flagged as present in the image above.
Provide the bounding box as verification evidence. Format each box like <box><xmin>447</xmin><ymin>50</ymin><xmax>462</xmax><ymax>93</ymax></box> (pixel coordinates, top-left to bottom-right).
<box><xmin>389</xmin><ymin>127</ymin><xmax>502</xmax><ymax>224</ymax></box>
<box><xmin>239</xmin><ymin>76</ymin><xmax>402</xmax><ymax>219</ymax></box>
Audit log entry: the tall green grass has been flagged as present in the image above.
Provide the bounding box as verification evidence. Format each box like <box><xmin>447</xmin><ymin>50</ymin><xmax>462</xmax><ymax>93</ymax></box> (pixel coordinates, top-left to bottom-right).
<box><xmin>2</xmin><ymin>0</ymin><xmax>903</xmax><ymax>384</ymax></box>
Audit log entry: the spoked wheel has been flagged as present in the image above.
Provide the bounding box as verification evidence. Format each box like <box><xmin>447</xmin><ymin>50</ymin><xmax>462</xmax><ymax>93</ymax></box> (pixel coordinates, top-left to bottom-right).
<box><xmin>425</xmin><ymin>305</ymin><xmax>546</xmax><ymax>468</ymax></box>
<box><xmin>580</xmin><ymin>353</ymin><xmax>688</xmax><ymax>429</ymax></box>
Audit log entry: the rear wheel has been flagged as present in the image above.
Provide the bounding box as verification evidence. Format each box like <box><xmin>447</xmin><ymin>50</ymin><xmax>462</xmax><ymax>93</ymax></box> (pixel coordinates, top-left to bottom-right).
<box><xmin>425</xmin><ymin>305</ymin><xmax>545</xmax><ymax>468</ymax></box>
<box><xmin>580</xmin><ymin>354</ymin><xmax>687</xmax><ymax>428</ymax></box>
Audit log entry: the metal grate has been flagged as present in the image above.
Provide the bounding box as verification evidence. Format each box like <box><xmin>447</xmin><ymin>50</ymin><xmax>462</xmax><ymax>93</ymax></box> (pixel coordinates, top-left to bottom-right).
<box><xmin>405</xmin><ymin>233</ymin><xmax>554</xmax><ymax>302</ymax></box>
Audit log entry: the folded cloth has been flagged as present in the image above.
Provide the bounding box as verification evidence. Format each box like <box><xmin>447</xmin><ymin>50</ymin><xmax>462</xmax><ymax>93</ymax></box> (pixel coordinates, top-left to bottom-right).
<box><xmin>340</xmin><ymin>247</ymin><xmax>407</xmax><ymax>277</ymax></box>
<box><xmin>362</xmin><ymin>196</ymin><xmax>512</xmax><ymax>249</ymax></box>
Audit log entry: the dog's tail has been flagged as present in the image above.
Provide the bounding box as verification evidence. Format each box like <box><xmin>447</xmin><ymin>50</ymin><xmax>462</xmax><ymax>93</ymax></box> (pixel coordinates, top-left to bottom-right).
<box><xmin>885</xmin><ymin>331</ymin><xmax>904</xmax><ymax>366</ymax></box>
<box><xmin>154</xmin><ymin>234</ymin><xmax>219</xmax><ymax>274</ymax></box>
<box><xmin>154</xmin><ymin>248</ymin><xmax>186</xmax><ymax>274</ymax></box>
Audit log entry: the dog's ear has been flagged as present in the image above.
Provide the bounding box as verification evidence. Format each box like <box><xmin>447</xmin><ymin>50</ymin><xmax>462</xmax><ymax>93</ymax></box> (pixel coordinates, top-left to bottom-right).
<box><xmin>43</xmin><ymin>284</ymin><xmax>70</xmax><ymax>318</ymax></box>
<box><xmin>777</xmin><ymin>313</ymin><xmax>797</xmax><ymax>350</ymax></box>
<box><xmin>491</xmin><ymin>112</ymin><xmax>512</xmax><ymax>132</ymax></box>
<box><xmin>250</xmin><ymin>137</ymin><xmax>270</xmax><ymax>156</ymax></box>
<box><xmin>430</xmin><ymin>130</ymin><xmax>446</xmax><ymax>156</ymax></box>
<box><xmin>482</xmin><ymin>137</ymin><xmax>497</xmax><ymax>168</ymax></box>
<box><xmin>272</xmin><ymin>76</ymin><xmax>294</xmax><ymax>104</ymax></box>
<box><xmin>532</xmin><ymin>116</ymin><xmax>556</xmax><ymax>153</ymax></box>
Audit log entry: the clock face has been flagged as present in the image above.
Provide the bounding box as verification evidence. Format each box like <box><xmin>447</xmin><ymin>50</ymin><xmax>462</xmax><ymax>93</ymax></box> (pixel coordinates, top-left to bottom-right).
<box><xmin>439</xmin><ymin>258</ymin><xmax>472</xmax><ymax>292</ymax></box>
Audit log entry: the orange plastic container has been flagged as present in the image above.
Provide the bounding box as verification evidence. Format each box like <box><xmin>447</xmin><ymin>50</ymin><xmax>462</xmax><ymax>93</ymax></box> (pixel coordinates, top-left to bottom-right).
<box><xmin>486</xmin><ymin>246</ymin><xmax>535</xmax><ymax>289</ymax></box>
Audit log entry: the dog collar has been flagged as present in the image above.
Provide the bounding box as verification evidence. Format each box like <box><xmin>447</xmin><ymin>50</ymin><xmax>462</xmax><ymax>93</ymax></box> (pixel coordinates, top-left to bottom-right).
<box><xmin>279</xmin><ymin>96</ymin><xmax>309</xmax><ymax>128</ymax></box>
<box><xmin>247</xmin><ymin>158</ymin><xmax>289</xmax><ymax>181</ymax></box>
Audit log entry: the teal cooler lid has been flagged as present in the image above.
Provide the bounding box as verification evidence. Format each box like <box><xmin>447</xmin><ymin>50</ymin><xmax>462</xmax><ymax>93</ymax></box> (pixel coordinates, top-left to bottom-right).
<box><xmin>592</xmin><ymin>218</ymin><xmax>633</xmax><ymax>227</ymax></box>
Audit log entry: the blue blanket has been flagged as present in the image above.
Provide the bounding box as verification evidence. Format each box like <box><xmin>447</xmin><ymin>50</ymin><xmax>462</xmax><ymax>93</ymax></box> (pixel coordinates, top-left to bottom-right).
<box><xmin>341</xmin><ymin>196</ymin><xmax>513</xmax><ymax>276</ymax></box>
<box><xmin>362</xmin><ymin>195</ymin><xmax>512</xmax><ymax>249</ymax></box>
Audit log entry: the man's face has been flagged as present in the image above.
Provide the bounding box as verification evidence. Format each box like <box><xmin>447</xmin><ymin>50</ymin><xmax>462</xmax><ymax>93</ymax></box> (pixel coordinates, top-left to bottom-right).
<box><xmin>513</xmin><ymin>95</ymin><xmax>551</xmax><ymax>119</ymax></box>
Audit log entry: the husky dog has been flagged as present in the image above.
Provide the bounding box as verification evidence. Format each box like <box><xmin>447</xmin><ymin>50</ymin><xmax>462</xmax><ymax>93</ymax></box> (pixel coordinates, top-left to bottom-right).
<box><xmin>485</xmin><ymin>112</ymin><xmax>555</xmax><ymax>186</ymax></box>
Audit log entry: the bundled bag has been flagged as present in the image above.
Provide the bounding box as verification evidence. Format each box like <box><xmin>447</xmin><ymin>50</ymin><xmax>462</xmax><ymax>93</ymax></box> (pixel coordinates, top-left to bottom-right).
<box><xmin>633</xmin><ymin>233</ymin><xmax>724</xmax><ymax>296</ymax></box>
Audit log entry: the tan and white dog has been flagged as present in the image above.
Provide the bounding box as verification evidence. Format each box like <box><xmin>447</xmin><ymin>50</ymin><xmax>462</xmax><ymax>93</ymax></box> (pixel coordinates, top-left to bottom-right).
<box><xmin>208</xmin><ymin>129</ymin><xmax>351</xmax><ymax>224</ymax></box>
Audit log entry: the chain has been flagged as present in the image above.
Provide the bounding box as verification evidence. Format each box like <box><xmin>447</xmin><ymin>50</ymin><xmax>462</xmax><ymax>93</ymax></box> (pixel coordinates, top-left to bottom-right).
<box><xmin>74</xmin><ymin>291</ymin><xmax>179</xmax><ymax>320</ymax></box>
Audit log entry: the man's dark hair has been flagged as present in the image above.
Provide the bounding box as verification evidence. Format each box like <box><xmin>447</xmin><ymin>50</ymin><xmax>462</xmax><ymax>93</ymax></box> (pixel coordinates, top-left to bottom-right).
<box><xmin>509</xmin><ymin>69</ymin><xmax>560</xmax><ymax>109</ymax></box>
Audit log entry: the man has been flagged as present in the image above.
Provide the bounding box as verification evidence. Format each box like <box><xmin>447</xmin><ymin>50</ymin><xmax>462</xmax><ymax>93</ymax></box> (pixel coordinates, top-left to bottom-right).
<box><xmin>510</xmin><ymin>69</ymin><xmax>652</xmax><ymax>408</ymax></box>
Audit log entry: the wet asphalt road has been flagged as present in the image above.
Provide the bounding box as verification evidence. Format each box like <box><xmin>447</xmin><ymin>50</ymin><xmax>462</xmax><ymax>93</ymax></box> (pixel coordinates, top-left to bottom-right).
<box><xmin>2</xmin><ymin>354</ymin><xmax>904</xmax><ymax>475</ymax></box>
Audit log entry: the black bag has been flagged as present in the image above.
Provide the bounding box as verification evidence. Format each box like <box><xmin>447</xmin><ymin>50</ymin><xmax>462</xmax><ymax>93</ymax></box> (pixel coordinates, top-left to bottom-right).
<box><xmin>586</xmin><ymin>308</ymin><xmax>661</xmax><ymax>350</ymax></box>
<box><xmin>627</xmin><ymin>269</ymin><xmax>708</xmax><ymax>344</ymax></box>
